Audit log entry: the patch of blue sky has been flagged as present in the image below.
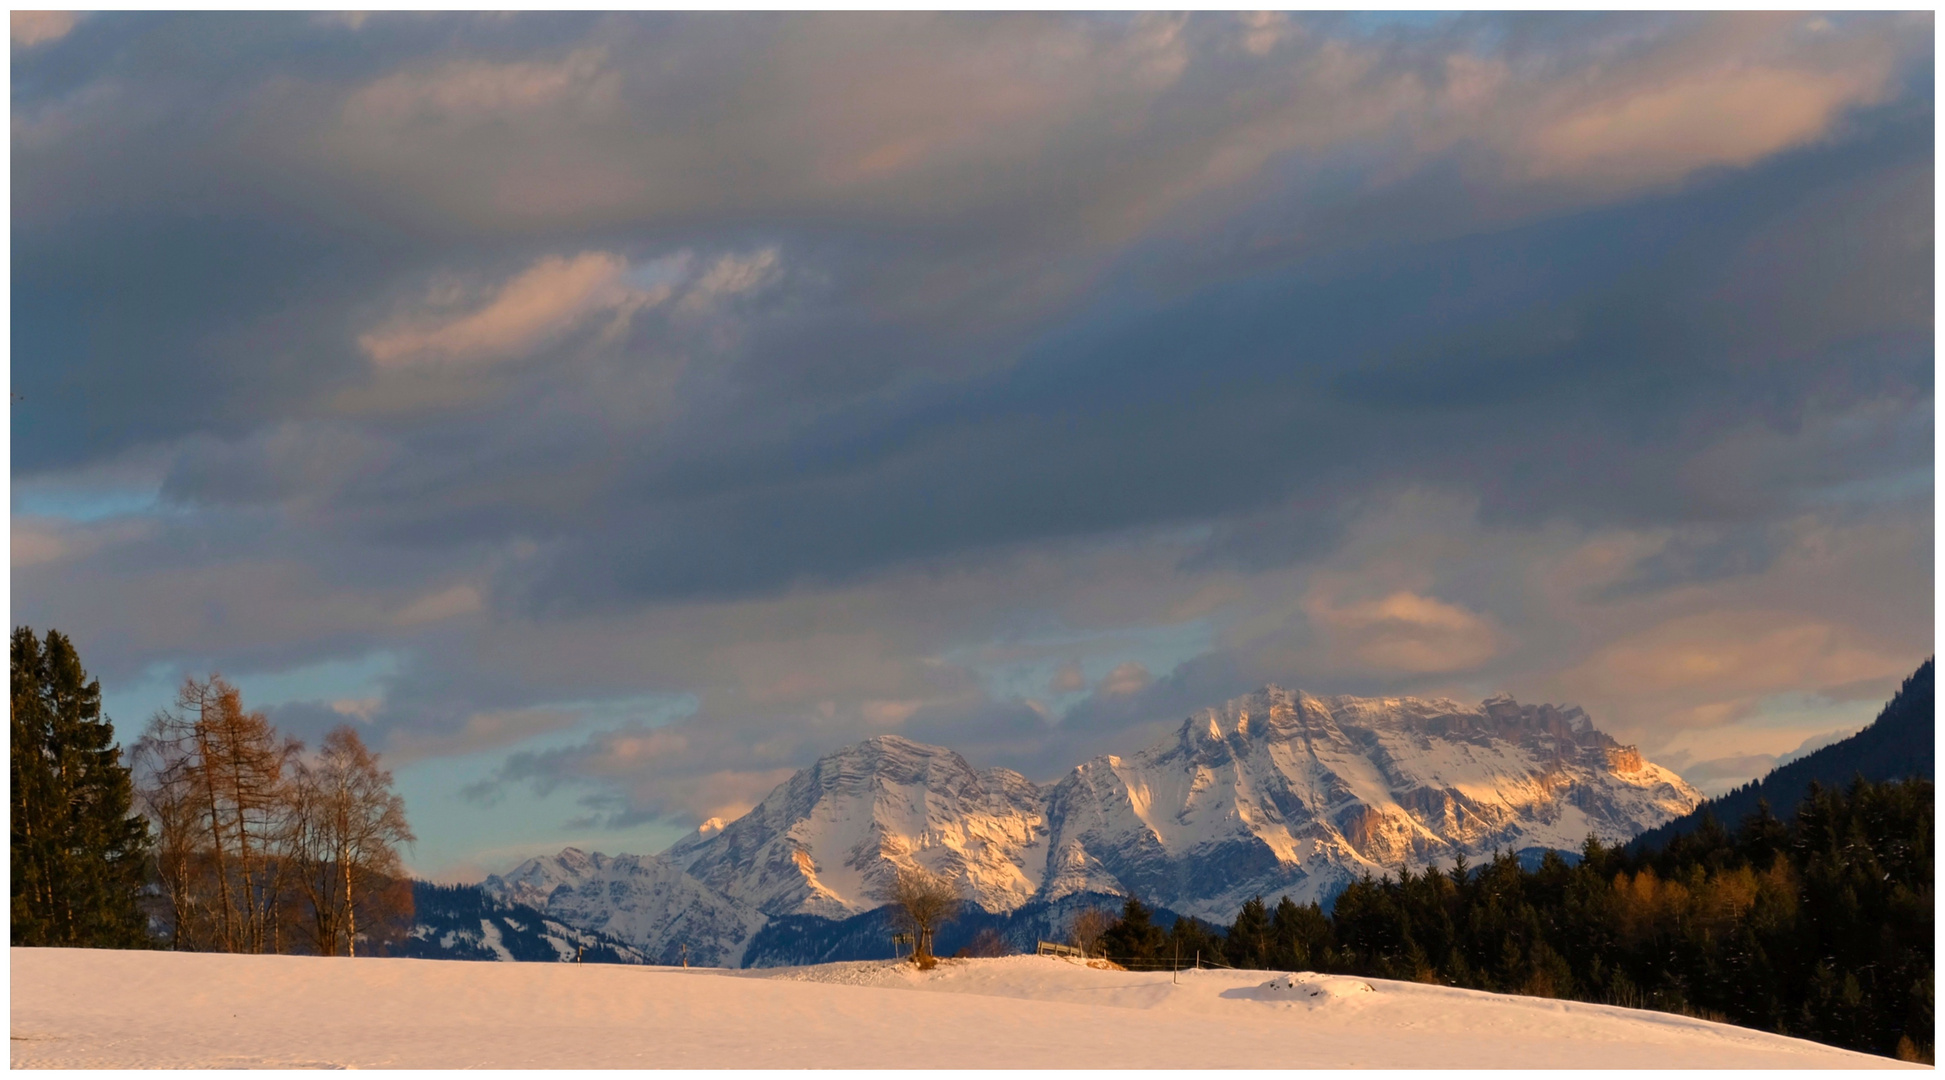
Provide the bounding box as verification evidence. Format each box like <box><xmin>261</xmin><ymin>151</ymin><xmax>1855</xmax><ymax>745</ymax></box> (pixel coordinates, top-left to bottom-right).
<box><xmin>394</xmin><ymin>694</ymin><xmax>701</xmax><ymax>881</ymax></box>
<box><xmin>12</xmin><ymin>485</ymin><xmax>164</xmax><ymax>521</ymax></box>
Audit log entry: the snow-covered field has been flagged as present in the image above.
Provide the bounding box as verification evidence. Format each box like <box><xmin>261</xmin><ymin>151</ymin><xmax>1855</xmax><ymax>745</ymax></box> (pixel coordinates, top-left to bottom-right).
<box><xmin>10</xmin><ymin>947</ymin><xmax>1910</xmax><ymax>1069</ymax></box>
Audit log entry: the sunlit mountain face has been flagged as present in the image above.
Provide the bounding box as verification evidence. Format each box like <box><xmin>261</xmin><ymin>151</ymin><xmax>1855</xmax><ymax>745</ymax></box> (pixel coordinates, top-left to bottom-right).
<box><xmin>466</xmin><ymin>687</ymin><xmax>1701</xmax><ymax>962</ymax></box>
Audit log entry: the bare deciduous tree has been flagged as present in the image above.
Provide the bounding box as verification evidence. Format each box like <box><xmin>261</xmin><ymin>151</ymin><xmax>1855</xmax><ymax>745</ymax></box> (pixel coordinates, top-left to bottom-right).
<box><xmin>960</xmin><ymin>927</ymin><xmax>1014</xmax><ymax>958</ymax></box>
<box><xmin>133</xmin><ymin>676</ymin><xmax>297</xmax><ymax>953</ymax></box>
<box><xmin>288</xmin><ymin>726</ymin><xmax>415</xmax><ymax>957</ymax></box>
<box><xmin>1069</xmin><ymin>906</ymin><xmax>1112</xmax><ymax>958</ymax></box>
<box><xmin>133</xmin><ymin>679</ymin><xmax>414</xmax><ymax>957</ymax></box>
<box><xmin>880</xmin><ymin>864</ymin><xmax>960</xmax><ymax>969</ymax></box>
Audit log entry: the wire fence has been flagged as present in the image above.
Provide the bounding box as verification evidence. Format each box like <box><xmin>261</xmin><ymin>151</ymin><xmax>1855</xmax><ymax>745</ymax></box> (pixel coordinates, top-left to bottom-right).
<box><xmin>1078</xmin><ymin>952</ymin><xmax>1248</xmax><ymax>972</ymax></box>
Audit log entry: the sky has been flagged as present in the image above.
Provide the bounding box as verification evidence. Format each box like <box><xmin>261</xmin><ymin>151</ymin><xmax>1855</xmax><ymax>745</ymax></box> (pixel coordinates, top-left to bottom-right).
<box><xmin>10</xmin><ymin>11</ymin><xmax>1934</xmax><ymax>882</ymax></box>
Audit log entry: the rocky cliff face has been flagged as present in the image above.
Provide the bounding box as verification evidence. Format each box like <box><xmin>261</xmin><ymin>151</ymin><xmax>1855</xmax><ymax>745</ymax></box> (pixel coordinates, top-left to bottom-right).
<box><xmin>664</xmin><ymin>736</ymin><xmax>1047</xmax><ymax>918</ymax></box>
<box><xmin>1031</xmin><ymin>687</ymin><xmax>1700</xmax><ymax>917</ymax></box>
<box><xmin>492</xmin><ymin>686</ymin><xmax>1700</xmax><ymax>956</ymax></box>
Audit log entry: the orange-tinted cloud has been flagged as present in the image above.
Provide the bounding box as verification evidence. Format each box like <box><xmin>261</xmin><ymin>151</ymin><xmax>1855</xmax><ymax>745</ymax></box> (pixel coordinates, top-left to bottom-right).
<box><xmin>360</xmin><ymin>252</ymin><xmax>655</xmax><ymax>368</ymax></box>
<box><xmin>1520</xmin><ymin>65</ymin><xmax>1892</xmax><ymax>190</ymax></box>
<box><xmin>1306</xmin><ymin>589</ymin><xmax>1501</xmax><ymax>675</ymax></box>
<box><xmin>11</xmin><ymin>11</ymin><xmax>75</xmax><ymax>48</ymax></box>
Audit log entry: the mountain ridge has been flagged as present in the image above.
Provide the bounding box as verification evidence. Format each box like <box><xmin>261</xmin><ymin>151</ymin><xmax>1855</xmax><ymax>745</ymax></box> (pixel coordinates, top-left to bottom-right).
<box><xmin>470</xmin><ymin>685</ymin><xmax>1700</xmax><ymax>964</ymax></box>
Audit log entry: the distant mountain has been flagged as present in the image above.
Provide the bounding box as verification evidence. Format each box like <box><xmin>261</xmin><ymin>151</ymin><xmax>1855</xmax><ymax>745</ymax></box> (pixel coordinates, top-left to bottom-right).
<box><xmin>664</xmin><ymin>736</ymin><xmax>1046</xmax><ymax>918</ymax></box>
<box><xmin>396</xmin><ymin>882</ymin><xmax>649</xmax><ymax>964</ymax></box>
<box><xmin>1029</xmin><ymin>687</ymin><xmax>1699</xmax><ymax>917</ymax></box>
<box><xmin>1629</xmin><ymin>659</ymin><xmax>1934</xmax><ymax>854</ymax></box>
<box><xmin>481</xmin><ymin>848</ymin><xmax>768</xmax><ymax>967</ymax></box>
<box><xmin>456</xmin><ymin>685</ymin><xmax>1700</xmax><ymax>963</ymax></box>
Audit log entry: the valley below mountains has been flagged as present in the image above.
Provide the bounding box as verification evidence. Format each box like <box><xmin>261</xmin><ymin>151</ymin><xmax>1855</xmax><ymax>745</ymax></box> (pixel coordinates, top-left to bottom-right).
<box><xmin>411</xmin><ymin>685</ymin><xmax>1701</xmax><ymax>967</ymax></box>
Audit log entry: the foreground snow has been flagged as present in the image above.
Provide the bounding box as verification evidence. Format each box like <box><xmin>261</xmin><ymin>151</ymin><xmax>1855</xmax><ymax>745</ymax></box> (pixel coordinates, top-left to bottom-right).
<box><xmin>10</xmin><ymin>948</ymin><xmax>1909</xmax><ymax>1069</ymax></box>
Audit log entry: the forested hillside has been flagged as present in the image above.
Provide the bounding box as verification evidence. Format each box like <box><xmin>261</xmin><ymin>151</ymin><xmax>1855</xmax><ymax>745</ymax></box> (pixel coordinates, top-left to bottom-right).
<box><xmin>1097</xmin><ymin>776</ymin><xmax>1933</xmax><ymax>1062</ymax></box>
<box><xmin>1630</xmin><ymin>659</ymin><xmax>1932</xmax><ymax>853</ymax></box>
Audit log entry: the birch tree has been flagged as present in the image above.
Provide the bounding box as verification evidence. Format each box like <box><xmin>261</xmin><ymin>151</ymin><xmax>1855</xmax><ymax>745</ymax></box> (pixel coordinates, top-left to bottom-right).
<box><xmin>289</xmin><ymin>726</ymin><xmax>414</xmax><ymax>957</ymax></box>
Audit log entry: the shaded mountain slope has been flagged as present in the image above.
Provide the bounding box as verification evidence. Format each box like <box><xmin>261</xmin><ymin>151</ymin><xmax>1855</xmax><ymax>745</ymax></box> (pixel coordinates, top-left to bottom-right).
<box><xmin>1630</xmin><ymin>659</ymin><xmax>1933</xmax><ymax>853</ymax></box>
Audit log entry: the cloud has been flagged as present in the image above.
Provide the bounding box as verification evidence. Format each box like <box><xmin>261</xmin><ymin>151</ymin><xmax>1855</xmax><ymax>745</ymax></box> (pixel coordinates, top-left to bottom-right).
<box><xmin>1302</xmin><ymin>588</ymin><xmax>1502</xmax><ymax>675</ymax></box>
<box><xmin>359</xmin><ymin>252</ymin><xmax>660</xmax><ymax>368</ymax></box>
<box><xmin>12</xmin><ymin>11</ymin><xmax>74</xmax><ymax>47</ymax></box>
<box><xmin>1520</xmin><ymin>64</ymin><xmax>1892</xmax><ymax>190</ymax></box>
<box><xmin>9</xmin><ymin>12</ymin><xmax>1931</xmax><ymax>863</ymax></box>
<box><xmin>1048</xmin><ymin>662</ymin><xmax>1087</xmax><ymax>694</ymax></box>
<box><xmin>392</xmin><ymin>585</ymin><xmax>484</xmax><ymax>627</ymax></box>
<box><xmin>1567</xmin><ymin>612</ymin><xmax>1905</xmax><ymax>726</ymax></box>
<box><xmin>11</xmin><ymin>524</ymin><xmax>69</xmax><ymax>568</ymax></box>
<box><xmin>342</xmin><ymin>47</ymin><xmax>619</xmax><ymax>127</ymax></box>
<box><xmin>330</xmin><ymin>697</ymin><xmax>382</xmax><ymax>723</ymax></box>
<box><xmin>675</xmin><ymin>248</ymin><xmax>781</xmax><ymax>315</ymax></box>
<box><xmin>390</xmin><ymin>704</ymin><xmax>588</xmax><ymax>766</ymax></box>
<box><xmin>1098</xmin><ymin>661</ymin><xmax>1152</xmax><ymax>697</ymax></box>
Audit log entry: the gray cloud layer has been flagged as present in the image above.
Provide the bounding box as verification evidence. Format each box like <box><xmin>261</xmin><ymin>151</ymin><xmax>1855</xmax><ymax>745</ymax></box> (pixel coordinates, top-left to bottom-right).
<box><xmin>13</xmin><ymin>13</ymin><xmax>1932</xmax><ymax>859</ymax></box>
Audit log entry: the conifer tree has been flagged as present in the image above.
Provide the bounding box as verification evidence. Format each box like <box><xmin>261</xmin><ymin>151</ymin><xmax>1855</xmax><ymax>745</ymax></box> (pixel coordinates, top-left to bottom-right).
<box><xmin>1100</xmin><ymin>894</ymin><xmax>1166</xmax><ymax>965</ymax></box>
<box><xmin>10</xmin><ymin>627</ymin><xmax>153</xmax><ymax>947</ymax></box>
<box><xmin>1227</xmin><ymin>895</ymin><xmax>1271</xmax><ymax>967</ymax></box>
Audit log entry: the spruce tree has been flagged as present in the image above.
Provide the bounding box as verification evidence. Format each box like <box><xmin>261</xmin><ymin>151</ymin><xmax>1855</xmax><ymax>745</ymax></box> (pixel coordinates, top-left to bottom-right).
<box><xmin>1100</xmin><ymin>895</ymin><xmax>1166</xmax><ymax>965</ymax></box>
<box><xmin>11</xmin><ymin>627</ymin><xmax>153</xmax><ymax>947</ymax></box>
<box><xmin>1228</xmin><ymin>895</ymin><xmax>1270</xmax><ymax>968</ymax></box>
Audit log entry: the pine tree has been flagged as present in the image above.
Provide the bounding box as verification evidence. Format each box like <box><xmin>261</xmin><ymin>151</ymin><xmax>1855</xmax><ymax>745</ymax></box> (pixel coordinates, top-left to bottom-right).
<box><xmin>1228</xmin><ymin>895</ymin><xmax>1270</xmax><ymax>968</ymax></box>
<box><xmin>11</xmin><ymin>627</ymin><xmax>153</xmax><ymax>947</ymax></box>
<box><xmin>1101</xmin><ymin>895</ymin><xmax>1166</xmax><ymax>966</ymax></box>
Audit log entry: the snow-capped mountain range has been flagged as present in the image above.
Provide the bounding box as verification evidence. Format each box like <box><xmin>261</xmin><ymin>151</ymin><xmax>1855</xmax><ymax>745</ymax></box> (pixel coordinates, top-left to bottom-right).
<box><xmin>476</xmin><ymin>686</ymin><xmax>1701</xmax><ymax>965</ymax></box>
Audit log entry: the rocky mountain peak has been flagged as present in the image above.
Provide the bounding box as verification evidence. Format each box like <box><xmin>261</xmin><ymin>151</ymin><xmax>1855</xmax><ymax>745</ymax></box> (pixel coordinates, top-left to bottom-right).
<box><xmin>483</xmin><ymin>684</ymin><xmax>1702</xmax><ymax>962</ymax></box>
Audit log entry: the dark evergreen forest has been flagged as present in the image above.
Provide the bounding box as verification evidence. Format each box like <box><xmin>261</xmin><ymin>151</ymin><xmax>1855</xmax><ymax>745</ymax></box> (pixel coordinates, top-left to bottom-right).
<box><xmin>1097</xmin><ymin>776</ymin><xmax>1934</xmax><ymax>1062</ymax></box>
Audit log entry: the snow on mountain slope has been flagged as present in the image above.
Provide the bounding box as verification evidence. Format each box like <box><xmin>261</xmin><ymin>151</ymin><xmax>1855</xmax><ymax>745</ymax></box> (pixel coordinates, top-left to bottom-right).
<box><xmin>10</xmin><ymin>947</ymin><xmax>1905</xmax><ymax>1069</ymax></box>
<box><xmin>666</xmin><ymin>735</ymin><xmax>1047</xmax><ymax>918</ymax></box>
<box><xmin>481</xmin><ymin>848</ymin><xmax>766</xmax><ymax>967</ymax></box>
<box><xmin>1038</xmin><ymin>686</ymin><xmax>1702</xmax><ymax>917</ymax></box>
<box><xmin>483</xmin><ymin>687</ymin><xmax>1699</xmax><ymax>956</ymax></box>
<box><xmin>667</xmin><ymin>688</ymin><xmax>1699</xmax><ymax>924</ymax></box>
<box><xmin>400</xmin><ymin>883</ymin><xmax>651</xmax><ymax>965</ymax></box>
